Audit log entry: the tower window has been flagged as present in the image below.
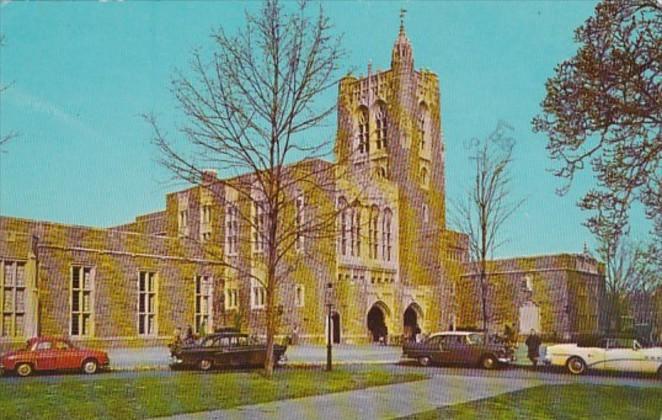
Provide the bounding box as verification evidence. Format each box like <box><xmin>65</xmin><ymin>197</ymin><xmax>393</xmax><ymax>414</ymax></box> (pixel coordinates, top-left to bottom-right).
<box><xmin>420</xmin><ymin>166</ymin><xmax>429</xmax><ymax>188</ymax></box>
<box><xmin>338</xmin><ymin>197</ymin><xmax>348</xmax><ymax>255</ymax></box>
<box><xmin>382</xmin><ymin>208</ymin><xmax>392</xmax><ymax>261</ymax></box>
<box><xmin>375</xmin><ymin>103</ymin><xmax>387</xmax><ymax>149</ymax></box>
<box><xmin>357</xmin><ymin>108</ymin><xmax>369</xmax><ymax>154</ymax></box>
<box><xmin>418</xmin><ymin>103</ymin><xmax>428</xmax><ymax>151</ymax></box>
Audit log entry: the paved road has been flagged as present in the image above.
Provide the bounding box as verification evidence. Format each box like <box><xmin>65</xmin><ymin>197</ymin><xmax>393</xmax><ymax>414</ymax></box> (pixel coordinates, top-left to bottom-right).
<box><xmin>104</xmin><ymin>343</ymin><xmax>537</xmax><ymax>371</ymax></box>
<box><xmin>105</xmin><ymin>344</ymin><xmax>404</xmax><ymax>371</ymax></box>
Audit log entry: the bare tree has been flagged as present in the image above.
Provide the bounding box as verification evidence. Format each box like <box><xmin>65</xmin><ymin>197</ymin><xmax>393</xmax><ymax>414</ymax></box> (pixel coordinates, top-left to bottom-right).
<box><xmin>146</xmin><ymin>0</ymin><xmax>352</xmax><ymax>377</ymax></box>
<box><xmin>595</xmin><ymin>220</ymin><xmax>661</xmax><ymax>333</ymax></box>
<box><xmin>451</xmin><ymin>122</ymin><xmax>524</xmax><ymax>332</ymax></box>
<box><xmin>0</xmin><ymin>34</ymin><xmax>17</xmax><ymax>150</ymax></box>
<box><xmin>532</xmin><ymin>1</ymin><xmax>661</xmax><ymax>244</ymax></box>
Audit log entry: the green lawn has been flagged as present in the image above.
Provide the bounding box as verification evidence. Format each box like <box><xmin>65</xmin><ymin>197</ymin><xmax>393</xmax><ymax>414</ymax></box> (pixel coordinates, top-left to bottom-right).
<box><xmin>404</xmin><ymin>384</ymin><xmax>662</xmax><ymax>420</ymax></box>
<box><xmin>0</xmin><ymin>366</ymin><xmax>426</xmax><ymax>419</ymax></box>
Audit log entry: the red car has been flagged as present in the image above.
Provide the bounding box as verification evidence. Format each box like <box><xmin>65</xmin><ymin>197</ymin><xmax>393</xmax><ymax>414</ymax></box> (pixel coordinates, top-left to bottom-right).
<box><xmin>0</xmin><ymin>337</ymin><xmax>109</xmax><ymax>377</ymax></box>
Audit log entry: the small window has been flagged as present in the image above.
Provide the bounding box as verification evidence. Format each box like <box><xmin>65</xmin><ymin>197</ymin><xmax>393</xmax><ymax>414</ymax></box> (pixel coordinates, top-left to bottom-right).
<box><xmin>55</xmin><ymin>341</ymin><xmax>71</xmax><ymax>350</ymax></box>
<box><xmin>294</xmin><ymin>284</ymin><xmax>305</xmax><ymax>307</ymax></box>
<box><xmin>195</xmin><ymin>276</ymin><xmax>213</xmax><ymax>335</ymax></box>
<box><xmin>251</xmin><ymin>281</ymin><xmax>266</xmax><ymax>309</ymax></box>
<box><xmin>225</xmin><ymin>204</ymin><xmax>238</xmax><ymax>256</ymax></box>
<box><xmin>2</xmin><ymin>261</ymin><xmax>27</xmax><ymax>338</ymax></box>
<box><xmin>295</xmin><ymin>194</ymin><xmax>305</xmax><ymax>252</ymax></box>
<box><xmin>253</xmin><ymin>201</ymin><xmax>266</xmax><ymax>253</ymax></box>
<box><xmin>420</xmin><ymin>166</ymin><xmax>429</xmax><ymax>188</ymax></box>
<box><xmin>375</xmin><ymin>103</ymin><xmax>387</xmax><ymax>149</ymax></box>
<box><xmin>178</xmin><ymin>209</ymin><xmax>189</xmax><ymax>237</ymax></box>
<box><xmin>138</xmin><ymin>271</ymin><xmax>158</xmax><ymax>336</ymax></box>
<box><xmin>36</xmin><ymin>341</ymin><xmax>52</xmax><ymax>351</ymax></box>
<box><xmin>71</xmin><ymin>266</ymin><xmax>94</xmax><ymax>337</ymax></box>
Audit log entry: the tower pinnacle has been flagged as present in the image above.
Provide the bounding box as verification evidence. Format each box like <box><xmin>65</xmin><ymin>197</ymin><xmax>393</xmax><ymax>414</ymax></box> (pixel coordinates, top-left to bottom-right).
<box><xmin>392</xmin><ymin>8</ymin><xmax>413</xmax><ymax>70</ymax></box>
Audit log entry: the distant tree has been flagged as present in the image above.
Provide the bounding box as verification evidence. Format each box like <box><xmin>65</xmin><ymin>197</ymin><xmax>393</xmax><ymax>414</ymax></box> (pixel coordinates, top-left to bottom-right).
<box><xmin>596</xmin><ymin>225</ymin><xmax>661</xmax><ymax>333</ymax></box>
<box><xmin>451</xmin><ymin>122</ymin><xmax>524</xmax><ymax>333</ymax></box>
<box><xmin>146</xmin><ymin>0</ymin><xmax>350</xmax><ymax>377</ymax></box>
<box><xmin>0</xmin><ymin>34</ymin><xmax>17</xmax><ymax>149</ymax></box>
<box><xmin>532</xmin><ymin>1</ymin><xmax>662</xmax><ymax>240</ymax></box>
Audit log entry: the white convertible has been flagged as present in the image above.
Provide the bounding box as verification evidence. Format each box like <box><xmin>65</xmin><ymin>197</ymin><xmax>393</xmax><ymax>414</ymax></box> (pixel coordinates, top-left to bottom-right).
<box><xmin>543</xmin><ymin>337</ymin><xmax>662</xmax><ymax>378</ymax></box>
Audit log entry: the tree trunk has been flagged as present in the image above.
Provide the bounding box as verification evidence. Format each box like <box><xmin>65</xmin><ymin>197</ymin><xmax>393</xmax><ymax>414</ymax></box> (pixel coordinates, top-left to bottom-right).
<box><xmin>264</xmin><ymin>262</ymin><xmax>276</xmax><ymax>377</ymax></box>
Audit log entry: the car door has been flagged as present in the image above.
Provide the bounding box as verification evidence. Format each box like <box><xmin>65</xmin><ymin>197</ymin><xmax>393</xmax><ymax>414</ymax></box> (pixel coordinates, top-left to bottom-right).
<box><xmin>213</xmin><ymin>337</ymin><xmax>233</xmax><ymax>368</ymax></box>
<box><xmin>638</xmin><ymin>344</ymin><xmax>662</xmax><ymax>374</ymax></box>
<box><xmin>229</xmin><ymin>335</ymin><xmax>253</xmax><ymax>367</ymax></box>
<box><xmin>54</xmin><ymin>339</ymin><xmax>80</xmax><ymax>370</ymax></box>
<box><xmin>433</xmin><ymin>335</ymin><xmax>455</xmax><ymax>364</ymax></box>
<box><xmin>443</xmin><ymin>335</ymin><xmax>467</xmax><ymax>364</ymax></box>
<box><xmin>604</xmin><ymin>338</ymin><xmax>644</xmax><ymax>372</ymax></box>
<box><xmin>421</xmin><ymin>335</ymin><xmax>444</xmax><ymax>364</ymax></box>
<box><xmin>33</xmin><ymin>340</ymin><xmax>58</xmax><ymax>371</ymax></box>
<box><xmin>581</xmin><ymin>339</ymin><xmax>607</xmax><ymax>370</ymax></box>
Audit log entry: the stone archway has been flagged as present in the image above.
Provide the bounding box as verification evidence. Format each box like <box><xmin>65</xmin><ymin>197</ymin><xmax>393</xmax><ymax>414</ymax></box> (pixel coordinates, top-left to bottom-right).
<box><xmin>403</xmin><ymin>303</ymin><xmax>424</xmax><ymax>342</ymax></box>
<box><xmin>367</xmin><ymin>302</ymin><xmax>390</xmax><ymax>343</ymax></box>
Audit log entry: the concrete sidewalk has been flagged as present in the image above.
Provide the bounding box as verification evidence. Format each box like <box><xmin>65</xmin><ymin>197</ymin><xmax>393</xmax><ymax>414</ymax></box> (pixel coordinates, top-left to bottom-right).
<box><xmin>158</xmin><ymin>373</ymin><xmax>555</xmax><ymax>420</ymax></box>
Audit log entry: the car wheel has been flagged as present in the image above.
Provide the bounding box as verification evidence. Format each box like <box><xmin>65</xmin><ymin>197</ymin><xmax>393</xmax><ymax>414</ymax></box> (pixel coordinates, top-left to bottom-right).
<box><xmin>481</xmin><ymin>355</ymin><xmax>497</xmax><ymax>370</ymax></box>
<box><xmin>82</xmin><ymin>359</ymin><xmax>99</xmax><ymax>375</ymax></box>
<box><xmin>566</xmin><ymin>356</ymin><xmax>586</xmax><ymax>375</ymax></box>
<box><xmin>199</xmin><ymin>359</ymin><xmax>213</xmax><ymax>372</ymax></box>
<box><xmin>418</xmin><ymin>356</ymin><xmax>431</xmax><ymax>367</ymax></box>
<box><xmin>16</xmin><ymin>363</ymin><xmax>33</xmax><ymax>378</ymax></box>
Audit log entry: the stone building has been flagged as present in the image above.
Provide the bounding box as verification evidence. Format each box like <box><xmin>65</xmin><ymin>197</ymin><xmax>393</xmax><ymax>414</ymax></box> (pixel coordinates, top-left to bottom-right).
<box><xmin>0</xmin><ymin>22</ymin><xmax>605</xmax><ymax>349</ymax></box>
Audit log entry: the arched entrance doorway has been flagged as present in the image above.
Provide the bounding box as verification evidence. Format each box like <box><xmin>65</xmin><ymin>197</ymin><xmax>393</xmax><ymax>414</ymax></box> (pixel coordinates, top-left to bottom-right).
<box><xmin>367</xmin><ymin>302</ymin><xmax>389</xmax><ymax>343</ymax></box>
<box><xmin>331</xmin><ymin>312</ymin><xmax>341</xmax><ymax>344</ymax></box>
<box><xmin>403</xmin><ymin>303</ymin><xmax>423</xmax><ymax>342</ymax></box>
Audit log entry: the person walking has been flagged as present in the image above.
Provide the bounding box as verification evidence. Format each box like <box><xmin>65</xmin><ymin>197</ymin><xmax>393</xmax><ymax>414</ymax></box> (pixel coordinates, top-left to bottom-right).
<box><xmin>525</xmin><ymin>329</ymin><xmax>542</xmax><ymax>367</ymax></box>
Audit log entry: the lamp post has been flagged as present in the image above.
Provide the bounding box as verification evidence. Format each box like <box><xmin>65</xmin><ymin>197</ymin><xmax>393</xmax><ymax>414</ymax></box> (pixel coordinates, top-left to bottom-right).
<box><xmin>325</xmin><ymin>282</ymin><xmax>334</xmax><ymax>371</ymax></box>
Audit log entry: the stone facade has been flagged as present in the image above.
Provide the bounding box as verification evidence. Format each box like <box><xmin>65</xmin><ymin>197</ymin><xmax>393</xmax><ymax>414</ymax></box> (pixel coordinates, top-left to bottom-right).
<box><xmin>0</xmin><ymin>23</ymin><xmax>605</xmax><ymax>349</ymax></box>
<box><xmin>455</xmin><ymin>255</ymin><xmax>605</xmax><ymax>339</ymax></box>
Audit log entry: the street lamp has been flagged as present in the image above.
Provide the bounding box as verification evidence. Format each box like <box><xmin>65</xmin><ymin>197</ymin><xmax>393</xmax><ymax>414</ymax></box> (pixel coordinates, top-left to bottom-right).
<box><xmin>325</xmin><ymin>282</ymin><xmax>334</xmax><ymax>371</ymax></box>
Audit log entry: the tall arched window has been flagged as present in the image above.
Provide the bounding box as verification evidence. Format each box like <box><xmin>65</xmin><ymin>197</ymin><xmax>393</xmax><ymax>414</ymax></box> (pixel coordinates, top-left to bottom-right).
<box><xmin>357</xmin><ymin>107</ymin><xmax>369</xmax><ymax>154</ymax></box>
<box><xmin>375</xmin><ymin>103</ymin><xmax>387</xmax><ymax>150</ymax></box>
<box><xmin>338</xmin><ymin>197</ymin><xmax>348</xmax><ymax>255</ymax></box>
<box><xmin>418</xmin><ymin>103</ymin><xmax>428</xmax><ymax>151</ymax></box>
<box><xmin>422</xmin><ymin>204</ymin><xmax>429</xmax><ymax>223</ymax></box>
<box><xmin>354</xmin><ymin>203</ymin><xmax>362</xmax><ymax>257</ymax></box>
<box><xmin>369</xmin><ymin>205</ymin><xmax>380</xmax><ymax>259</ymax></box>
<box><xmin>382</xmin><ymin>208</ymin><xmax>392</xmax><ymax>261</ymax></box>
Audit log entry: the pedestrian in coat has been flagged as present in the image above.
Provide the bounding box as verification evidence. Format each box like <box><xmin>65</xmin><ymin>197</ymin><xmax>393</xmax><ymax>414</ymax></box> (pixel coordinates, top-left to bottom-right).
<box><xmin>525</xmin><ymin>329</ymin><xmax>542</xmax><ymax>367</ymax></box>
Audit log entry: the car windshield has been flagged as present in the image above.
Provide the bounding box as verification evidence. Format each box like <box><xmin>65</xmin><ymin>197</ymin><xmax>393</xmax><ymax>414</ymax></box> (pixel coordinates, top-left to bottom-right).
<box><xmin>466</xmin><ymin>334</ymin><xmax>484</xmax><ymax>345</ymax></box>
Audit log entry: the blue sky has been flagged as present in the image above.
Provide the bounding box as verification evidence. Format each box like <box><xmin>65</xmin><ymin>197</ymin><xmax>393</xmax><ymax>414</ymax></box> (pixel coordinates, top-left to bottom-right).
<box><xmin>0</xmin><ymin>0</ymin><xmax>646</xmax><ymax>258</ymax></box>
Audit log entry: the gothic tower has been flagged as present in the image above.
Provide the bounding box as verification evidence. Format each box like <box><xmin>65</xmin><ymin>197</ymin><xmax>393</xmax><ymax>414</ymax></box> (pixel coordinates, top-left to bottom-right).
<box><xmin>335</xmin><ymin>17</ymin><xmax>448</xmax><ymax>334</ymax></box>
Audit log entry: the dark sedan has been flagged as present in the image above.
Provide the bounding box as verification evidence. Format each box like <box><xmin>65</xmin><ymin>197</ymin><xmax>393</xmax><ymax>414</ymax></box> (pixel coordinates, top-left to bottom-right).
<box><xmin>169</xmin><ymin>331</ymin><xmax>287</xmax><ymax>371</ymax></box>
<box><xmin>402</xmin><ymin>331</ymin><xmax>515</xmax><ymax>369</ymax></box>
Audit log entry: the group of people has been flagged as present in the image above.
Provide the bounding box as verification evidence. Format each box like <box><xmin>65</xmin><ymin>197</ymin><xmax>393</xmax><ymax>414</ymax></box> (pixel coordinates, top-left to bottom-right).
<box><xmin>170</xmin><ymin>325</ymin><xmax>200</xmax><ymax>349</ymax></box>
<box><xmin>500</xmin><ymin>325</ymin><xmax>543</xmax><ymax>367</ymax></box>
